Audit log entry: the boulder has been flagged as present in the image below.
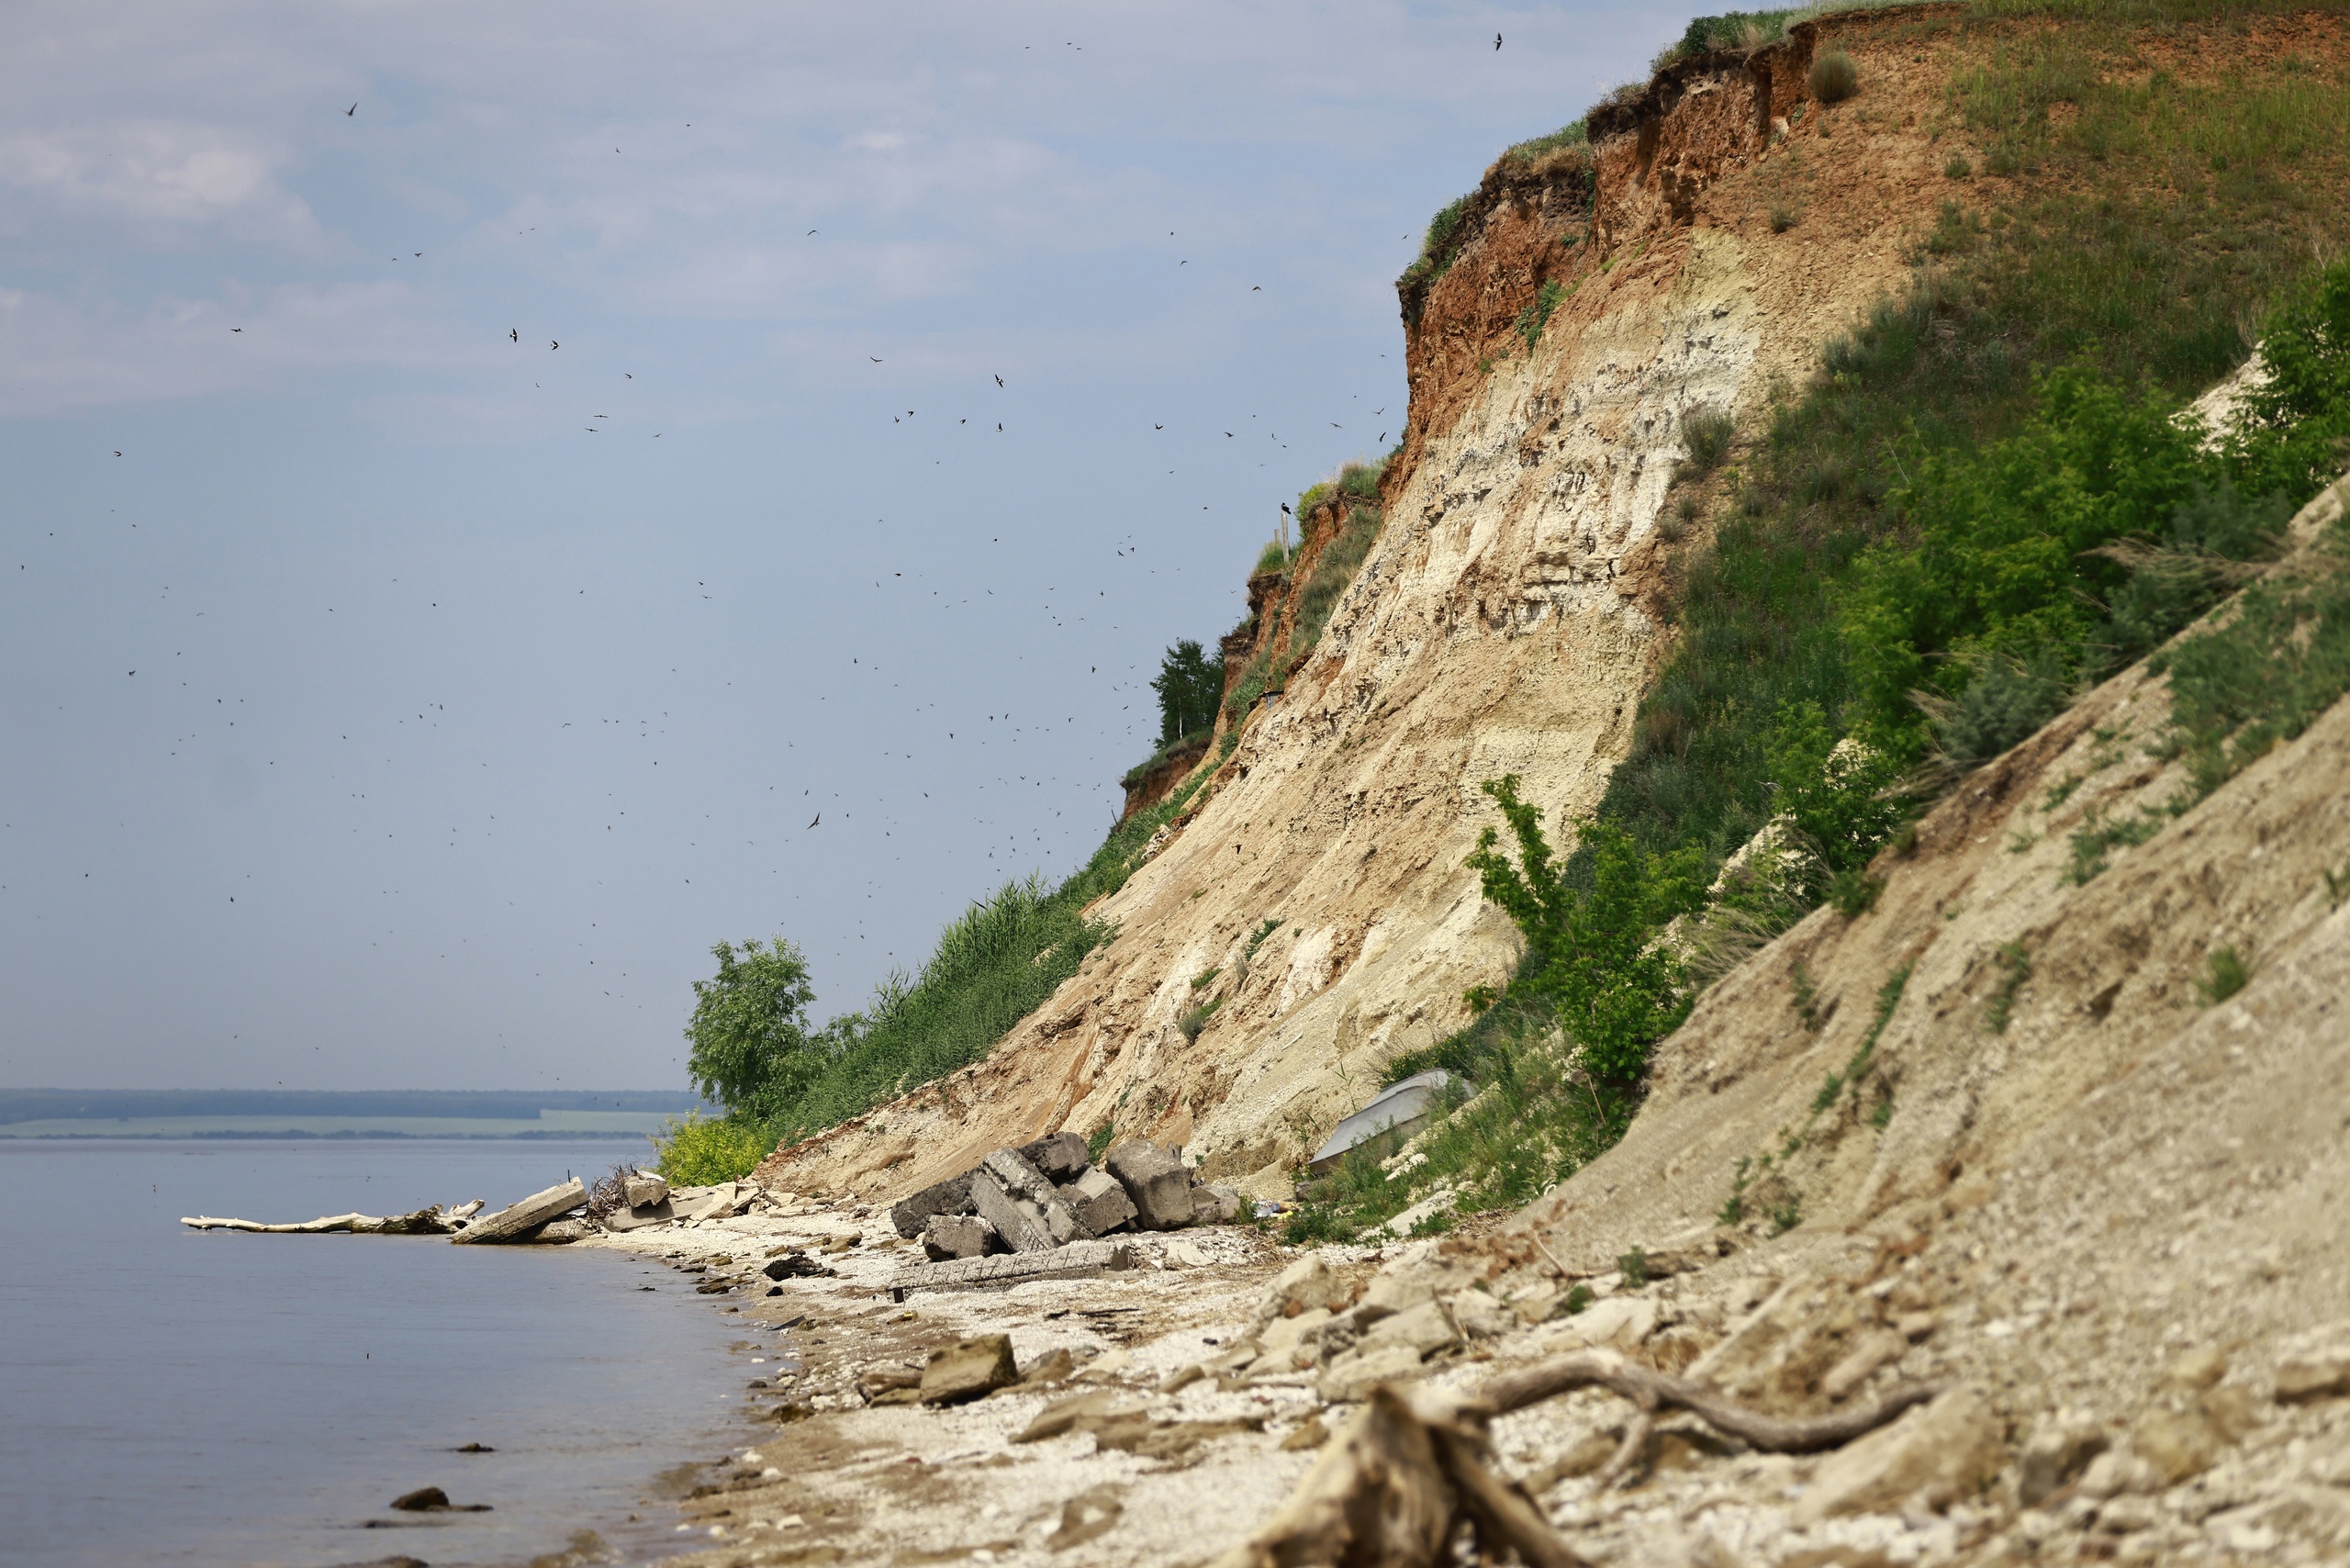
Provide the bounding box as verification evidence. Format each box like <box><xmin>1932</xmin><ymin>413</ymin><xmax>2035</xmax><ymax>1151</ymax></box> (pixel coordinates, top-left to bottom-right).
<box><xmin>890</xmin><ymin>1171</ymin><xmax>975</xmax><ymax>1239</ymax></box>
<box><xmin>1062</xmin><ymin>1167</ymin><xmax>1136</xmax><ymax>1236</ymax></box>
<box><xmin>1793</xmin><ymin>1384</ymin><xmax>2006</xmax><ymax>1524</ymax></box>
<box><xmin>923</xmin><ymin>1213</ymin><xmax>999</xmax><ymax>1261</ymax></box>
<box><xmin>1018</xmin><ymin>1130</ymin><xmax>1091</xmax><ymax>1182</ymax></box>
<box><xmin>918</xmin><ymin>1334</ymin><xmax>1021</xmax><ymax>1405</ymax></box>
<box><xmin>1104</xmin><ymin>1140</ymin><xmax>1194</xmax><ymax>1230</ymax></box>
<box><xmin>452</xmin><ymin>1179</ymin><xmax>587</xmax><ymax>1245</ymax></box>
<box><xmin>622</xmin><ymin>1170</ymin><xmax>668</xmax><ymax>1208</ymax></box>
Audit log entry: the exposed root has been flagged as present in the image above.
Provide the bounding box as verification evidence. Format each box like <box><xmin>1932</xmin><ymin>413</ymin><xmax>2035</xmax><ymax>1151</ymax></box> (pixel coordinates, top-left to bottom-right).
<box><xmin>1478</xmin><ymin>1350</ymin><xmax>1942</xmax><ymax>1453</ymax></box>
<box><xmin>1216</xmin><ymin>1351</ymin><xmax>1940</xmax><ymax>1566</ymax></box>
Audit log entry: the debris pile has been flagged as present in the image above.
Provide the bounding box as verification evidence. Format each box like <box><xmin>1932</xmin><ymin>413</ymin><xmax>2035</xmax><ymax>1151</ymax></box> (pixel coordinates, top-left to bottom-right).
<box><xmin>891</xmin><ymin>1134</ymin><xmax>1239</xmax><ymax>1261</ymax></box>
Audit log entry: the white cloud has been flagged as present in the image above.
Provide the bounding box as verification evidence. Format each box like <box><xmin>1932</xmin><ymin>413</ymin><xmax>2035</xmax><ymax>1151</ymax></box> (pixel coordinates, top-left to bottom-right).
<box><xmin>0</xmin><ymin>123</ymin><xmax>329</xmax><ymax>250</ymax></box>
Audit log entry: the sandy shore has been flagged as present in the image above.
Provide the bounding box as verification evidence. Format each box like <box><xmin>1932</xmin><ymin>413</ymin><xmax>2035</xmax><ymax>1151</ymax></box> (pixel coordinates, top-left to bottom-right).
<box><xmin>576</xmin><ymin>1195</ymin><xmax>1360</xmax><ymax>1566</ymax></box>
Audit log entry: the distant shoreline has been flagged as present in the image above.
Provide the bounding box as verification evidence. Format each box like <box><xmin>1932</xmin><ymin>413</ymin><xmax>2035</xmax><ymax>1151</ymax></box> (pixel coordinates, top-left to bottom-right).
<box><xmin>2</xmin><ymin>1126</ymin><xmax>659</xmax><ymax>1141</ymax></box>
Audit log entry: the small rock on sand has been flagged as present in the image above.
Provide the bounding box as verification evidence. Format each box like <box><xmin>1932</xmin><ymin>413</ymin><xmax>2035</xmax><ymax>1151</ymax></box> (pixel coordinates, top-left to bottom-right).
<box><xmin>919</xmin><ymin>1334</ymin><xmax>1021</xmax><ymax>1405</ymax></box>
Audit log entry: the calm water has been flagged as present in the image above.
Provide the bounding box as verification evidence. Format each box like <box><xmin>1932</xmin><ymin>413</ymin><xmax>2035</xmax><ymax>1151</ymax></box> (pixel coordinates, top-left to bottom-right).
<box><xmin>0</xmin><ymin>1139</ymin><xmax>762</xmax><ymax>1568</ymax></box>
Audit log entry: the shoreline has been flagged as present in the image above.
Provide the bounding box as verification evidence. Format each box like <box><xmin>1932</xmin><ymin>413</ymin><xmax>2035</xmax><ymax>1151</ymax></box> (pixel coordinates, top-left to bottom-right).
<box><xmin>574</xmin><ymin>1189</ymin><xmax>1319</xmax><ymax>1566</ymax></box>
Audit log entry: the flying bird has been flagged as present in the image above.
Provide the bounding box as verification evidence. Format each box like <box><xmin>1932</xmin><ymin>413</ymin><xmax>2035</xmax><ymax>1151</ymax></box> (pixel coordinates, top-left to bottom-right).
<box><xmin>346</xmin><ymin>103</ymin><xmax>356</xmax><ymax>116</ymax></box>
<box><xmin>808</xmin><ymin>812</ymin><xmax>821</xmax><ymax>828</ymax></box>
<box><xmin>551</xmin><ymin>341</ymin><xmax>559</xmax><ymax>350</ymax></box>
<box><xmin>1495</xmin><ymin>32</ymin><xmax>1504</xmax><ymax>49</ymax></box>
<box><xmin>1252</xmin><ymin>286</ymin><xmax>1261</xmax><ymax>291</ymax></box>
<box><xmin>114</xmin><ymin>451</ymin><xmax>121</xmax><ymax>456</ymax></box>
<box><xmin>995</xmin><ymin>375</ymin><xmax>1003</xmax><ymax>387</ymax></box>
<box><xmin>870</xmin><ymin>356</ymin><xmax>883</xmax><ymax>363</ymax></box>
<box><xmin>509</xmin><ymin>329</ymin><xmax>519</xmax><ymax>342</ymax></box>
<box><xmin>230</xmin><ymin>327</ymin><xmax>241</xmax><ymax>332</ymax></box>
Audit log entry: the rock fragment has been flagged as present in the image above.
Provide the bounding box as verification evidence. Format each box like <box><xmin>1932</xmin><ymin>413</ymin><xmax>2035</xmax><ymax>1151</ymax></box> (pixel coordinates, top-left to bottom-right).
<box><xmin>1793</xmin><ymin>1383</ymin><xmax>2005</xmax><ymax>1524</ymax></box>
<box><xmin>621</xmin><ymin>1169</ymin><xmax>668</xmax><ymax>1208</ymax></box>
<box><xmin>2275</xmin><ymin>1323</ymin><xmax>2350</xmax><ymax>1404</ymax></box>
<box><xmin>918</xmin><ymin>1334</ymin><xmax>1020</xmax><ymax>1405</ymax></box>
<box><xmin>980</xmin><ymin>1148</ymin><xmax>1091</xmax><ymax>1244</ymax></box>
<box><xmin>2020</xmin><ymin>1421</ymin><xmax>2109</xmax><ymax>1506</ymax></box>
<box><xmin>889</xmin><ymin>1171</ymin><xmax>975</xmax><ymax>1238</ymax></box>
<box><xmin>922</xmin><ymin>1213</ymin><xmax>999</xmax><ymax>1261</ymax></box>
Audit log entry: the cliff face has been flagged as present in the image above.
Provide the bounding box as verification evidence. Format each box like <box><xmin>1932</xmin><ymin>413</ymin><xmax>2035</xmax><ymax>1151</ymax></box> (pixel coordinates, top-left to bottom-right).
<box><xmin>757</xmin><ymin>11</ymin><xmax>1998</xmax><ymax>1204</ymax></box>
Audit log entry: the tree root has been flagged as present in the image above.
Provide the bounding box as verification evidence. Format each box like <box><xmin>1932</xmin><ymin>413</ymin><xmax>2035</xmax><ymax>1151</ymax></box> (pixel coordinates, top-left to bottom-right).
<box><xmin>1478</xmin><ymin>1350</ymin><xmax>1942</xmax><ymax>1454</ymax></box>
<box><xmin>1215</xmin><ymin>1350</ymin><xmax>1940</xmax><ymax>1567</ymax></box>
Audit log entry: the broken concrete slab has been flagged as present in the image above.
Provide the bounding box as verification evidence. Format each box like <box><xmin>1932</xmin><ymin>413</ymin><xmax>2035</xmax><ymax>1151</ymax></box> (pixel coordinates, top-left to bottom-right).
<box><xmin>918</xmin><ymin>1335</ymin><xmax>1020</xmax><ymax>1405</ymax></box>
<box><xmin>1105</xmin><ymin>1139</ymin><xmax>1193</xmax><ymax>1230</ymax></box>
<box><xmin>981</xmin><ymin>1147</ymin><xmax>1091</xmax><ymax>1244</ymax></box>
<box><xmin>889</xmin><ymin>1170</ymin><xmax>975</xmax><ymax>1238</ymax></box>
<box><xmin>622</xmin><ymin>1170</ymin><xmax>668</xmax><ymax>1208</ymax></box>
<box><xmin>922</xmin><ymin>1213</ymin><xmax>999</xmax><ymax>1261</ymax></box>
<box><xmin>1062</xmin><ymin>1167</ymin><xmax>1136</xmax><ymax>1236</ymax></box>
<box><xmin>884</xmin><ymin>1239</ymin><xmax>1136</xmax><ymax>1297</ymax></box>
<box><xmin>452</xmin><ymin>1179</ymin><xmax>587</xmax><ymax>1245</ymax></box>
<box><xmin>602</xmin><ymin>1199</ymin><xmax>673</xmax><ymax>1233</ymax></box>
<box><xmin>1018</xmin><ymin>1129</ymin><xmax>1091</xmax><ymax>1182</ymax></box>
<box><xmin>969</xmin><ymin>1166</ymin><xmax>1057</xmax><ymax>1253</ymax></box>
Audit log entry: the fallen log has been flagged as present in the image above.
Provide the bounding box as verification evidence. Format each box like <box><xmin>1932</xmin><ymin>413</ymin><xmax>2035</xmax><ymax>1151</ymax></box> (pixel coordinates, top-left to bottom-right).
<box><xmin>182</xmin><ymin>1205</ymin><xmax>450</xmax><ymax>1235</ymax></box>
<box><xmin>1214</xmin><ymin>1349</ymin><xmax>1942</xmax><ymax>1568</ymax></box>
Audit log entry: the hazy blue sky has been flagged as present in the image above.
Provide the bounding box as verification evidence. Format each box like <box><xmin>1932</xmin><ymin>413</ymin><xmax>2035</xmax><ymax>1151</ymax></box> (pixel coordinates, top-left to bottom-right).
<box><xmin>2</xmin><ymin>1</ymin><xmax>1682</xmax><ymax>1092</ymax></box>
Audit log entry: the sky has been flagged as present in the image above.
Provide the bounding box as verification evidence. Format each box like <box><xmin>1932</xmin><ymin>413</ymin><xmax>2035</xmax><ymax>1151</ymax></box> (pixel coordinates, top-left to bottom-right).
<box><xmin>1</xmin><ymin>1</ymin><xmax>1685</xmax><ymax>1093</ymax></box>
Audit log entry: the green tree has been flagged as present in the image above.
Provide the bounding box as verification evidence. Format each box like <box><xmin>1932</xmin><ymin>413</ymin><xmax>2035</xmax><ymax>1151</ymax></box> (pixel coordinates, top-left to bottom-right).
<box><xmin>1150</xmin><ymin>639</ymin><xmax>1225</xmax><ymax>745</ymax></box>
<box><xmin>1464</xmin><ymin>777</ymin><xmax>1706</xmax><ymax>1083</ymax></box>
<box><xmin>2230</xmin><ymin>257</ymin><xmax>2350</xmax><ymax>500</ymax></box>
<box><xmin>684</xmin><ymin>936</ymin><xmax>817</xmax><ymax>1114</ymax></box>
<box><xmin>1762</xmin><ymin>700</ymin><xmax>1905</xmax><ymax>882</ymax></box>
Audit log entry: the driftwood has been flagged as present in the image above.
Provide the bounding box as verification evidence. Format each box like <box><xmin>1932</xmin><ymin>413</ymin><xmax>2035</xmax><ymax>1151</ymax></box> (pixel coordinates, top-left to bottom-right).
<box><xmin>182</xmin><ymin>1205</ymin><xmax>450</xmax><ymax>1235</ymax></box>
<box><xmin>1215</xmin><ymin>1350</ymin><xmax>1942</xmax><ymax>1568</ymax></box>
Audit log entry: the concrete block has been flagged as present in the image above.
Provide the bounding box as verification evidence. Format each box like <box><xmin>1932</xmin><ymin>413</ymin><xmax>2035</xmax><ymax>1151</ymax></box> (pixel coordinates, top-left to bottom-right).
<box><xmin>923</xmin><ymin>1213</ymin><xmax>999</xmax><ymax>1261</ymax></box>
<box><xmin>1018</xmin><ymin>1130</ymin><xmax>1091</xmax><ymax>1182</ymax></box>
<box><xmin>1063</xmin><ymin>1168</ymin><xmax>1136</xmax><ymax>1235</ymax></box>
<box><xmin>1104</xmin><ymin>1139</ymin><xmax>1193</xmax><ymax>1231</ymax></box>
<box><xmin>890</xmin><ymin>1170</ymin><xmax>975</xmax><ymax>1238</ymax></box>
<box><xmin>621</xmin><ymin>1170</ymin><xmax>668</xmax><ymax>1208</ymax></box>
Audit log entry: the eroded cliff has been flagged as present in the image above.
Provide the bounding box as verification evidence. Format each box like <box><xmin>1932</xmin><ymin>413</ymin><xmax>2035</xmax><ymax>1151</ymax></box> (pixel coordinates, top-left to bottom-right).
<box><xmin>757</xmin><ymin>8</ymin><xmax>1979</xmax><ymax>1204</ymax></box>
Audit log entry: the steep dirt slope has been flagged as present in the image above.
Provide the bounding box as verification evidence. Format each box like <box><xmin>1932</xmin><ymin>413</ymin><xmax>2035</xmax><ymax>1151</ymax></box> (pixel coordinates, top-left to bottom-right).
<box><xmin>759</xmin><ymin>9</ymin><xmax>1974</xmax><ymax>1204</ymax></box>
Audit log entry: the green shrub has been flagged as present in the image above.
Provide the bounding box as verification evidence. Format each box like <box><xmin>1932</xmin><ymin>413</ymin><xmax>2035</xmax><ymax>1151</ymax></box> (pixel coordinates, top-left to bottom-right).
<box><xmin>1983</xmin><ymin>940</ymin><xmax>2032</xmax><ymax>1033</ymax></box>
<box><xmin>2196</xmin><ymin>945</ymin><xmax>2252</xmax><ymax>1004</ymax></box>
<box><xmin>649</xmin><ymin>1111</ymin><xmax>777</xmax><ymax>1185</ymax></box>
<box><xmin>1501</xmin><ymin>121</ymin><xmax>1588</xmax><ymax>167</ymax></box>
<box><xmin>1516</xmin><ymin>280</ymin><xmax>1570</xmax><ymax>351</ymax></box>
<box><xmin>1945</xmin><ymin>152</ymin><xmax>1975</xmax><ymax>179</ymax></box>
<box><xmin>1462</xmin><ymin>777</ymin><xmax>1706</xmax><ymax>1083</ymax></box>
<box><xmin>1928</xmin><ymin>650</ymin><xmax>2072</xmax><ymax>771</ymax></box>
<box><xmin>1810</xmin><ymin>48</ymin><xmax>1860</xmax><ymax>104</ymax></box>
<box><xmin>1680</xmin><ymin>405</ymin><xmax>1736</xmax><ymax>477</ymax></box>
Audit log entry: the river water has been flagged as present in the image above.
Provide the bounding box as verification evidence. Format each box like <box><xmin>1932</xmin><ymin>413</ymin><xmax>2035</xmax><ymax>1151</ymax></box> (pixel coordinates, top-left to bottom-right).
<box><xmin>0</xmin><ymin>1138</ymin><xmax>757</xmax><ymax>1568</ymax></box>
